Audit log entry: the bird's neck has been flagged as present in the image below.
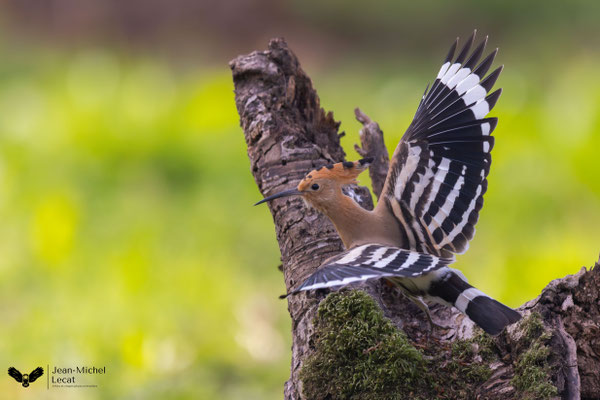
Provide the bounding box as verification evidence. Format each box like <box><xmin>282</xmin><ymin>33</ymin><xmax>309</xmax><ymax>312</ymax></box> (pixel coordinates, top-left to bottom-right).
<box><xmin>323</xmin><ymin>191</ymin><xmax>401</xmax><ymax>249</ymax></box>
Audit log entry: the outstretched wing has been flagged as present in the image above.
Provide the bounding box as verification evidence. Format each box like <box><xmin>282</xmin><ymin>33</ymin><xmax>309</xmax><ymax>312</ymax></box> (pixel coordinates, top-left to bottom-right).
<box><xmin>377</xmin><ymin>31</ymin><xmax>501</xmax><ymax>257</ymax></box>
<box><xmin>29</xmin><ymin>367</ymin><xmax>44</xmax><ymax>382</ymax></box>
<box><xmin>282</xmin><ymin>244</ymin><xmax>453</xmax><ymax>297</ymax></box>
<box><xmin>8</xmin><ymin>367</ymin><xmax>23</xmax><ymax>382</ymax></box>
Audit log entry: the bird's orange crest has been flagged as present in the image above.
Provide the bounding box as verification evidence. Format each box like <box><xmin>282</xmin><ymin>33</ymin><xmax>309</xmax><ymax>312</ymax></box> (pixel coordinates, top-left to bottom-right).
<box><xmin>297</xmin><ymin>158</ymin><xmax>372</xmax><ymax>191</ymax></box>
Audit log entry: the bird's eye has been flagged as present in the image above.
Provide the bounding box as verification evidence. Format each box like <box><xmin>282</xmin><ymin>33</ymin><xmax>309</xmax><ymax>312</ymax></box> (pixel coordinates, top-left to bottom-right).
<box><xmin>311</xmin><ymin>183</ymin><xmax>320</xmax><ymax>191</ymax></box>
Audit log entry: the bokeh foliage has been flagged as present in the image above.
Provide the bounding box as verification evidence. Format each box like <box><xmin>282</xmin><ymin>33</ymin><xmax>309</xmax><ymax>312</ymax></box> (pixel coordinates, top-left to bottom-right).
<box><xmin>0</xmin><ymin>1</ymin><xmax>599</xmax><ymax>399</ymax></box>
<box><xmin>0</xmin><ymin>54</ymin><xmax>288</xmax><ymax>399</ymax></box>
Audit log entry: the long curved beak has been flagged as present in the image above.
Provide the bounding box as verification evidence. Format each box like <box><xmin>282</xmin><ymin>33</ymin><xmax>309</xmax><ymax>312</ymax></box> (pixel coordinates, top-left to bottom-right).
<box><xmin>254</xmin><ymin>188</ymin><xmax>302</xmax><ymax>206</ymax></box>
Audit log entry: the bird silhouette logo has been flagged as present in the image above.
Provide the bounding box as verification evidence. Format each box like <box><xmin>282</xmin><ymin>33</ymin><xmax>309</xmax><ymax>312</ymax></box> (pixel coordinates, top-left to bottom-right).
<box><xmin>8</xmin><ymin>367</ymin><xmax>44</xmax><ymax>387</ymax></box>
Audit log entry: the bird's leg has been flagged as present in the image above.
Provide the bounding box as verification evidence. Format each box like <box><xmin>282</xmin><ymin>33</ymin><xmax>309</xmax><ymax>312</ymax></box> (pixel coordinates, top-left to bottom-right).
<box><xmin>407</xmin><ymin>295</ymin><xmax>449</xmax><ymax>332</ymax></box>
<box><xmin>391</xmin><ymin>278</ymin><xmax>450</xmax><ymax>332</ymax></box>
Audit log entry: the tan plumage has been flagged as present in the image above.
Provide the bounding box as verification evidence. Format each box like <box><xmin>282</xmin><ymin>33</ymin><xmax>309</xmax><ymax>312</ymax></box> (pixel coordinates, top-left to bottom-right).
<box><xmin>295</xmin><ymin>160</ymin><xmax>403</xmax><ymax>249</ymax></box>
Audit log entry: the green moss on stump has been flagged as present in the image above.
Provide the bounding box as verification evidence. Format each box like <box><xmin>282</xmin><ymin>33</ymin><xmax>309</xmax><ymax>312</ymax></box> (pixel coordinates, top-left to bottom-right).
<box><xmin>510</xmin><ymin>312</ymin><xmax>558</xmax><ymax>400</ymax></box>
<box><xmin>448</xmin><ymin>337</ymin><xmax>493</xmax><ymax>383</ymax></box>
<box><xmin>471</xmin><ymin>330</ymin><xmax>497</xmax><ymax>362</ymax></box>
<box><xmin>299</xmin><ymin>290</ymin><xmax>425</xmax><ymax>400</ymax></box>
<box><xmin>300</xmin><ymin>290</ymin><xmax>498</xmax><ymax>400</ymax></box>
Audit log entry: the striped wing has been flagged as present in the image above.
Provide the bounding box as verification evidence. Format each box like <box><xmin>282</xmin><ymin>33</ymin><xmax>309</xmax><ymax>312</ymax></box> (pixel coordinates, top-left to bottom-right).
<box><xmin>283</xmin><ymin>244</ymin><xmax>453</xmax><ymax>297</ymax></box>
<box><xmin>379</xmin><ymin>31</ymin><xmax>501</xmax><ymax>257</ymax></box>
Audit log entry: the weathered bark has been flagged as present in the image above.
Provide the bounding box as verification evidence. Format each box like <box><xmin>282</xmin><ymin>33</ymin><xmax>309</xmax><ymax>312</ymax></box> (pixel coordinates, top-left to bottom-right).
<box><xmin>353</xmin><ymin>107</ymin><xmax>389</xmax><ymax>200</ymax></box>
<box><xmin>230</xmin><ymin>39</ymin><xmax>600</xmax><ymax>400</ymax></box>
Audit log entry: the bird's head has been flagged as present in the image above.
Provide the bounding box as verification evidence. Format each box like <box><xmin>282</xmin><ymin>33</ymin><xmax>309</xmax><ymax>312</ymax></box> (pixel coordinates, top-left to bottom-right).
<box><xmin>255</xmin><ymin>158</ymin><xmax>373</xmax><ymax>212</ymax></box>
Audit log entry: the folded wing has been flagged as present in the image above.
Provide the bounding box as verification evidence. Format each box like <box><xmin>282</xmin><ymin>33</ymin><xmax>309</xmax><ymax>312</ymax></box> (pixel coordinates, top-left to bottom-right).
<box><xmin>282</xmin><ymin>244</ymin><xmax>453</xmax><ymax>297</ymax></box>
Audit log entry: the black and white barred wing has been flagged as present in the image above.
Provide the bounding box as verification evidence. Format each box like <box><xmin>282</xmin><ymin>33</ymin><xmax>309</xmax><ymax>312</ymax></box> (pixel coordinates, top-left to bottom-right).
<box><xmin>282</xmin><ymin>244</ymin><xmax>453</xmax><ymax>297</ymax></box>
<box><xmin>379</xmin><ymin>31</ymin><xmax>501</xmax><ymax>256</ymax></box>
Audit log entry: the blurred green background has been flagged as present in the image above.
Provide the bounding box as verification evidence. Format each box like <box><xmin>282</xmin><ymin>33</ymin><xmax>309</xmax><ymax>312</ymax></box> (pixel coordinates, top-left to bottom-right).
<box><xmin>0</xmin><ymin>1</ymin><xmax>598</xmax><ymax>399</ymax></box>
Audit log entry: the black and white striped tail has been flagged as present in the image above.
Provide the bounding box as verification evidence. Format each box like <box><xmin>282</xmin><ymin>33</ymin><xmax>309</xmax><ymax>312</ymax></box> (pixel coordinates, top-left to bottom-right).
<box><xmin>427</xmin><ymin>269</ymin><xmax>521</xmax><ymax>335</ymax></box>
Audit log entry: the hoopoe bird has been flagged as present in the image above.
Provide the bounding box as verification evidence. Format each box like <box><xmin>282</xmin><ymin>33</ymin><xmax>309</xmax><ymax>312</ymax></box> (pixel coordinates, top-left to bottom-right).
<box><xmin>256</xmin><ymin>32</ymin><xmax>521</xmax><ymax>335</ymax></box>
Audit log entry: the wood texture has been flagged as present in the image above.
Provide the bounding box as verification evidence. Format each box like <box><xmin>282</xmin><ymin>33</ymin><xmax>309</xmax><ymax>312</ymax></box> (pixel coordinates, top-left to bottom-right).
<box><xmin>230</xmin><ymin>38</ymin><xmax>373</xmax><ymax>399</ymax></box>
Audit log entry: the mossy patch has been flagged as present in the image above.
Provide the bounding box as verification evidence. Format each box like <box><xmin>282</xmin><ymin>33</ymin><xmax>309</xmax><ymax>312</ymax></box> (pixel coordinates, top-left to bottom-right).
<box><xmin>423</xmin><ymin>328</ymin><xmax>497</xmax><ymax>399</ymax></box>
<box><xmin>471</xmin><ymin>330</ymin><xmax>497</xmax><ymax>362</ymax></box>
<box><xmin>299</xmin><ymin>290</ymin><xmax>425</xmax><ymax>400</ymax></box>
<box><xmin>510</xmin><ymin>312</ymin><xmax>558</xmax><ymax>400</ymax></box>
<box><xmin>300</xmin><ymin>290</ymin><xmax>499</xmax><ymax>400</ymax></box>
